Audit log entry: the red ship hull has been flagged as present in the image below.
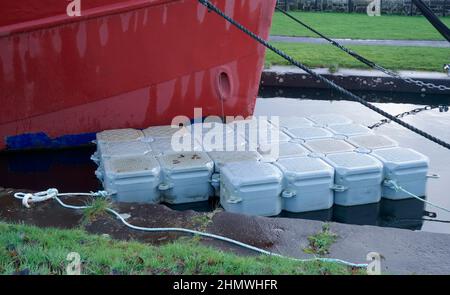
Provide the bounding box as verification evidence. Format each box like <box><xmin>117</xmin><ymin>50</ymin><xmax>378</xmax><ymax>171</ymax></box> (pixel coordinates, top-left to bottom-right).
<box><xmin>0</xmin><ymin>0</ymin><xmax>276</xmax><ymax>150</ymax></box>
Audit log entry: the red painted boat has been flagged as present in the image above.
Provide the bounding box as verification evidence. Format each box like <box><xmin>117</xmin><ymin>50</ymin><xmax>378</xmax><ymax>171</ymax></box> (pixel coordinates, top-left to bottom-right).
<box><xmin>0</xmin><ymin>0</ymin><xmax>276</xmax><ymax>150</ymax></box>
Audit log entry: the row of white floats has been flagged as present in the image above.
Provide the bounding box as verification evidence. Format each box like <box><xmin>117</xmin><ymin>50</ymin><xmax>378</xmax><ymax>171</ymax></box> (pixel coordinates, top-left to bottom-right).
<box><xmin>92</xmin><ymin>114</ymin><xmax>430</xmax><ymax>217</ymax></box>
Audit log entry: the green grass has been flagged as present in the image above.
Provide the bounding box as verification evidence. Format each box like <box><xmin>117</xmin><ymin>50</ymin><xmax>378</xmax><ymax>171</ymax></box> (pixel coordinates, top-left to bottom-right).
<box><xmin>0</xmin><ymin>222</ymin><xmax>363</xmax><ymax>275</ymax></box>
<box><xmin>304</xmin><ymin>224</ymin><xmax>338</xmax><ymax>256</ymax></box>
<box><xmin>82</xmin><ymin>197</ymin><xmax>112</xmax><ymax>225</ymax></box>
<box><xmin>271</xmin><ymin>12</ymin><xmax>450</xmax><ymax>40</ymax></box>
<box><xmin>265</xmin><ymin>42</ymin><xmax>450</xmax><ymax>72</ymax></box>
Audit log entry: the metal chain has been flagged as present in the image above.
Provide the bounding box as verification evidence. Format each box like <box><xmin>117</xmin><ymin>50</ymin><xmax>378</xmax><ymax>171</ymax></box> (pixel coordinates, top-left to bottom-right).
<box><xmin>198</xmin><ymin>0</ymin><xmax>450</xmax><ymax>150</ymax></box>
<box><xmin>369</xmin><ymin>105</ymin><xmax>449</xmax><ymax>129</ymax></box>
<box><xmin>276</xmin><ymin>7</ymin><xmax>450</xmax><ymax>92</ymax></box>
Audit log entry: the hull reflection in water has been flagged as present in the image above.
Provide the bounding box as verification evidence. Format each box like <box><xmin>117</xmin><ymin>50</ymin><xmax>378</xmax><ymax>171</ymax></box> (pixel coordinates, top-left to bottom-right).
<box><xmin>0</xmin><ymin>147</ymin><xmax>100</xmax><ymax>193</ymax></box>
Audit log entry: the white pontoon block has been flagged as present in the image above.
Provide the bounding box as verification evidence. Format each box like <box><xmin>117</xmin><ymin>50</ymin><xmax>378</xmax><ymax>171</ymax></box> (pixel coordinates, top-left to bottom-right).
<box><xmin>347</xmin><ymin>134</ymin><xmax>398</xmax><ymax>150</ymax></box>
<box><xmin>92</xmin><ymin>140</ymin><xmax>153</xmax><ymax>176</ymax></box>
<box><xmin>326</xmin><ymin>123</ymin><xmax>373</xmax><ymax>137</ymax></box>
<box><xmin>303</xmin><ymin>138</ymin><xmax>356</xmax><ymax>155</ymax></box>
<box><xmin>189</xmin><ymin>123</ymin><xmax>244</xmax><ymax>152</ymax></box>
<box><xmin>94</xmin><ymin>129</ymin><xmax>146</xmax><ymax>163</ymax></box>
<box><xmin>371</xmin><ymin>147</ymin><xmax>429</xmax><ymax>200</ymax></box>
<box><xmin>143</xmin><ymin>125</ymin><xmax>190</xmax><ymax>141</ymax></box>
<box><xmin>101</xmin><ymin>155</ymin><xmax>161</xmax><ymax>204</ymax></box>
<box><xmin>324</xmin><ymin>152</ymin><xmax>383</xmax><ymax>206</ymax></box>
<box><xmin>96</xmin><ymin>140</ymin><xmax>151</xmax><ymax>162</ymax></box>
<box><xmin>307</xmin><ymin>114</ymin><xmax>353</xmax><ymax>126</ymax></box>
<box><xmin>150</xmin><ymin>136</ymin><xmax>203</xmax><ymax>156</ymax></box>
<box><xmin>238</xmin><ymin>125</ymin><xmax>291</xmax><ymax>149</ymax></box>
<box><xmin>276</xmin><ymin>157</ymin><xmax>334</xmax><ymax>213</ymax></box>
<box><xmin>269</xmin><ymin>116</ymin><xmax>313</xmax><ymax>130</ymax></box>
<box><xmin>228</xmin><ymin>117</ymin><xmax>274</xmax><ymax>132</ymax></box>
<box><xmin>188</xmin><ymin>122</ymin><xmax>232</xmax><ymax>139</ymax></box>
<box><xmin>220</xmin><ymin>161</ymin><xmax>283</xmax><ymax>216</ymax></box>
<box><xmin>158</xmin><ymin>152</ymin><xmax>214</xmax><ymax>204</ymax></box>
<box><xmin>208</xmin><ymin>151</ymin><xmax>261</xmax><ymax>196</ymax></box>
<box><xmin>208</xmin><ymin>151</ymin><xmax>261</xmax><ymax>173</ymax></box>
<box><xmin>231</xmin><ymin>118</ymin><xmax>280</xmax><ymax>149</ymax></box>
<box><xmin>258</xmin><ymin>141</ymin><xmax>309</xmax><ymax>162</ymax></box>
<box><xmin>285</xmin><ymin>126</ymin><xmax>333</xmax><ymax>142</ymax></box>
<box><xmin>96</xmin><ymin>128</ymin><xmax>144</xmax><ymax>143</ymax></box>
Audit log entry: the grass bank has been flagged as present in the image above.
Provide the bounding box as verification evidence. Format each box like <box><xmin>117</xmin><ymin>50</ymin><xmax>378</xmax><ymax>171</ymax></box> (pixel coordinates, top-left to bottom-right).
<box><xmin>271</xmin><ymin>12</ymin><xmax>450</xmax><ymax>40</ymax></box>
<box><xmin>265</xmin><ymin>42</ymin><xmax>449</xmax><ymax>72</ymax></box>
<box><xmin>0</xmin><ymin>222</ymin><xmax>361</xmax><ymax>275</ymax></box>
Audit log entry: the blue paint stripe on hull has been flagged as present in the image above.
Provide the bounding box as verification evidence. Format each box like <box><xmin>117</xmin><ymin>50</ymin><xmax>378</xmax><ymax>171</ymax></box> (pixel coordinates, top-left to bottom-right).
<box><xmin>6</xmin><ymin>132</ymin><xmax>96</xmax><ymax>150</ymax></box>
<box><xmin>5</xmin><ymin>117</ymin><xmax>208</xmax><ymax>150</ymax></box>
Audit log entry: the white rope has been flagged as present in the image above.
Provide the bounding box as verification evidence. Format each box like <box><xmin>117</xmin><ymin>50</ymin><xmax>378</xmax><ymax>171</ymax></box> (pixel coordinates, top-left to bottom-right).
<box><xmin>12</xmin><ymin>189</ymin><xmax>368</xmax><ymax>268</ymax></box>
<box><xmin>14</xmin><ymin>189</ymin><xmax>59</xmax><ymax>208</ymax></box>
<box><xmin>383</xmin><ymin>180</ymin><xmax>450</xmax><ymax>214</ymax></box>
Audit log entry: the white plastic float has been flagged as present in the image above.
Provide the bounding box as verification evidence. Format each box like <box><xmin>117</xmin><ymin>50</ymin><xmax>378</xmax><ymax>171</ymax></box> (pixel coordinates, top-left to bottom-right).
<box><xmin>275</xmin><ymin>157</ymin><xmax>335</xmax><ymax>213</ymax></box>
<box><xmin>101</xmin><ymin>154</ymin><xmax>161</xmax><ymax>204</ymax></box>
<box><xmin>220</xmin><ymin>161</ymin><xmax>283</xmax><ymax>217</ymax></box>
<box><xmin>92</xmin><ymin>114</ymin><xmax>430</xmax><ymax>216</ymax></box>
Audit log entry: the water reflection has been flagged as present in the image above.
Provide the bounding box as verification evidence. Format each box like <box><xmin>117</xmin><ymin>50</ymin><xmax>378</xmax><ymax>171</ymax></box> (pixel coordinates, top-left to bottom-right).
<box><xmin>278</xmin><ymin>198</ymin><xmax>426</xmax><ymax>231</ymax></box>
<box><xmin>165</xmin><ymin>198</ymin><xmax>220</xmax><ymax>213</ymax></box>
<box><xmin>259</xmin><ymin>86</ymin><xmax>450</xmax><ymax>106</ymax></box>
<box><xmin>0</xmin><ymin>146</ymin><xmax>100</xmax><ymax>192</ymax></box>
<box><xmin>333</xmin><ymin>203</ymin><xmax>380</xmax><ymax>226</ymax></box>
<box><xmin>378</xmin><ymin>198</ymin><xmax>426</xmax><ymax>231</ymax></box>
<box><xmin>279</xmin><ymin>209</ymin><xmax>333</xmax><ymax>222</ymax></box>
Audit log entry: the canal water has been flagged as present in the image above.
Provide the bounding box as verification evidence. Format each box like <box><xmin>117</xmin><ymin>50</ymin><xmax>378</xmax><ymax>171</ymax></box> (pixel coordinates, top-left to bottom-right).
<box><xmin>1</xmin><ymin>88</ymin><xmax>449</xmax><ymax>234</ymax></box>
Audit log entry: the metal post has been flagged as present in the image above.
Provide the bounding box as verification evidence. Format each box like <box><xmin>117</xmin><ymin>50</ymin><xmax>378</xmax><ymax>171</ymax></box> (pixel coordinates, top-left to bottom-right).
<box><xmin>444</xmin><ymin>0</ymin><xmax>447</xmax><ymax>17</ymax></box>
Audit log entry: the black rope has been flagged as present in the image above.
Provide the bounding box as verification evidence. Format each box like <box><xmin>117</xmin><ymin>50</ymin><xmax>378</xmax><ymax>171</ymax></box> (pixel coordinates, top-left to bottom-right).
<box><xmin>412</xmin><ymin>0</ymin><xmax>450</xmax><ymax>42</ymax></box>
<box><xmin>275</xmin><ymin>7</ymin><xmax>450</xmax><ymax>91</ymax></box>
<box><xmin>198</xmin><ymin>0</ymin><xmax>450</xmax><ymax>151</ymax></box>
<box><xmin>275</xmin><ymin>7</ymin><xmax>378</xmax><ymax>70</ymax></box>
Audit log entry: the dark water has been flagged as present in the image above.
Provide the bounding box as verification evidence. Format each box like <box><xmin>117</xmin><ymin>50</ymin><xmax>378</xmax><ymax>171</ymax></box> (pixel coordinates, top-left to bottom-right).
<box><xmin>1</xmin><ymin>88</ymin><xmax>450</xmax><ymax>234</ymax></box>
<box><xmin>0</xmin><ymin>147</ymin><xmax>101</xmax><ymax>193</ymax></box>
